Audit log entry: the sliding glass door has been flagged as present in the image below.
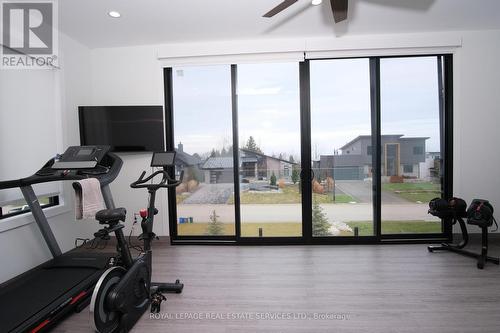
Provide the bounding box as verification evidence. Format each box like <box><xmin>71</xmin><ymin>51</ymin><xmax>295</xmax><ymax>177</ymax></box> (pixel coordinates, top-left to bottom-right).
<box><xmin>380</xmin><ymin>56</ymin><xmax>443</xmax><ymax>235</ymax></box>
<box><xmin>171</xmin><ymin>65</ymin><xmax>236</xmax><ymax>237</ymax></box>
<box><xmin>237</xmin><ymin>63</ymin><xmax>302</xmax><ymax>237</ymax></box>
<box><xmin>310</xmin><ymin>58</ymin><xmax>374</xmax><ymax>237</ymax></box>
<box><xmin>165</xmin><ymin>54</ymin><xmax>452</xmax><ymax>244</ymax></box>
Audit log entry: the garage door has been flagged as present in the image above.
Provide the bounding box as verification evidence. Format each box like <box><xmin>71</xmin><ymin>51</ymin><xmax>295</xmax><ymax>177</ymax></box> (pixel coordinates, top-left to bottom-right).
<box><xmin>334</xmin><ymin>167</ymin><xmax>363</xmax><ymax>180</ymax></box>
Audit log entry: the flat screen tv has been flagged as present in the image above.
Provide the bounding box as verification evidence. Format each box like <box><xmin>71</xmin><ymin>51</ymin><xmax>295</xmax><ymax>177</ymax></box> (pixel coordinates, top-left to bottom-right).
<box><xmin>79</xmin><ymin>106</ymin><xmax>165</xmax><ymax>152</ymax></box>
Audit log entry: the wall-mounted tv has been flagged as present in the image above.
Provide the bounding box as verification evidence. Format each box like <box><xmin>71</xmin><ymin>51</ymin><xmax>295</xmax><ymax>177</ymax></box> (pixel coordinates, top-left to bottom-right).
<box><xmin>79</xmin><ymin>105</ymin><xmax>165</xmax><ymax>152</ymax></box>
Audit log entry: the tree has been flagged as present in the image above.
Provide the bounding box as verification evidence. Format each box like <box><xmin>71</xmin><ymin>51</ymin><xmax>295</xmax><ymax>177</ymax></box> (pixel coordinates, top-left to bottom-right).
<box><xmin>270</xmin><ymin>172</ymin><xmax>277</xmax><ymax>186</ymax></box>
<box><xmin>291</xmin><ymin>168</ymin><xmax>300</xmax><ymax>184</ymax></box>
<box><xmin>210</xmin><ymin>149</ymin><xmax>217</xmax><ymax>157</ymax></box>
<box><xmin>221</xmin><ymin>145</ymin><xmax>232</xmax><ymax>157</ymax></box>
<box><xmin>207</xmin><ymin>210</ymin><xmax>225</xmax><ymax>235</ymax></box>
<box><xmin>245</xmin><ymin>136</ymin><xmax>262</xmax><ymax>153</ymax></box>
<box><xmin>312</xmin><ymin>201</ymin><xmax>332</xmax><ymax>236</ymax></box>
<box><xmin>289</xmin><ymin>155</ymin><xmax>295</xmax><ymax>163</ymax></box>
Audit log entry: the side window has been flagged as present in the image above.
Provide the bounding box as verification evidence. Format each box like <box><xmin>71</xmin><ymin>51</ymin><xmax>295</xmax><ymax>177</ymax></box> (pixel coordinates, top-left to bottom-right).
<box><xmin>413</xmin><ymin>146</ymin><xmax>424</xmax><ymax>155</ymax></box>
<box><xmin>0</xmin><ymin>196</ymin><xmax>59</xmax><ymax>219</ymax></box>
<box><xmin>403</xmin><ymin>165</ymin><xmax>414</xmax><ymax>173</ymax></box>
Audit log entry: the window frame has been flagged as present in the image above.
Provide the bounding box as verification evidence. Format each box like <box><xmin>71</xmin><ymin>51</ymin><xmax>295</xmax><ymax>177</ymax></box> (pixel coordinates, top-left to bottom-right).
<box><xmin>163</xmin><ymin>53</ymin><xmax>453</xmax><ymax>245</ymax></box>
<box><xmin>0</xmin><ymin>195</ymin><xmax>60</xmax><ymax>220</ymax></box>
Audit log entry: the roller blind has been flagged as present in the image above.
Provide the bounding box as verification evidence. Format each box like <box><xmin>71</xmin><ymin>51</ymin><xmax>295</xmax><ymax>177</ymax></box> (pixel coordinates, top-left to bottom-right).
<box><xmin>159</xmin><ymin>52</ymin><xmax>305</xmax><ymax>67</ymax></box>
<box><xmin>0</xmin><ymin>69</ymin><xmax>61</xmax><ymax>205</ymax></box>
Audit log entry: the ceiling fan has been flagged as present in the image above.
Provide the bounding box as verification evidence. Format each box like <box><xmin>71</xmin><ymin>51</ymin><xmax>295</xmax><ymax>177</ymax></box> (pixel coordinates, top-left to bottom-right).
<box><xmin>263</xmin><ymin>0</ymin><xmax>348</xmax><ymax>23</ymax></box>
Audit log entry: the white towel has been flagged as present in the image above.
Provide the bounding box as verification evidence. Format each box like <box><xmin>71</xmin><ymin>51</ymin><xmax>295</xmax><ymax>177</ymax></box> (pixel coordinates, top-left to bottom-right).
<box><xmin>74</xmin><ymin>178</ymin><xmax>106</xmax><ymax>220</ymax></box>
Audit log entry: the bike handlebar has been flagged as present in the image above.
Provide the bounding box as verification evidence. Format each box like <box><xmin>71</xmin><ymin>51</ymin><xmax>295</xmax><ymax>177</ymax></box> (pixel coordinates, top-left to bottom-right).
<box><xmin>130</xmin><ymin>170</ymin><xmax>184</xmax><ymax>190</ymax></box>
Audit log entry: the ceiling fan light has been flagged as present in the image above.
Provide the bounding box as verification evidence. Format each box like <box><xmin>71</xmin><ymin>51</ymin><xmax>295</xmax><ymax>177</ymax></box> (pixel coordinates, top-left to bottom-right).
<box><xmin>311</xmin><ymin>0</ymin><xmax>322</xmax><ymax>5</ymax></box>
<box><xmin>108</xmin><ymin>11</ymin><xmax>121</xmax><ymax>18</ymax></box>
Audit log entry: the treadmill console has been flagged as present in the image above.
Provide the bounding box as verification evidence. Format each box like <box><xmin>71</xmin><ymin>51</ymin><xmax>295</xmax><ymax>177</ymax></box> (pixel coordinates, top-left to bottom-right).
<box><xmin>52</xmin><ymin>146</ymin><xmax>110</xmax><ymax>169</ymax></box>
<box><xmin>150</xmin><ymin>151</ymin><xmax>176</xmax><ymax>167</ymax></box>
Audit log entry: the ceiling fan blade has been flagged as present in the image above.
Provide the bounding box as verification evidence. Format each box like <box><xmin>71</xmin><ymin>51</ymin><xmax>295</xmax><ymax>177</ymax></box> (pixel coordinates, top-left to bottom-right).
<box><xmin>263</xmin><ymin>0</ymin><xmax>299</xmax><ymax>18</ymax></box>
<box><xmin>330</xmin><ymin>0</ymin><xmax>348</xmax><ymax>23</ymax></box>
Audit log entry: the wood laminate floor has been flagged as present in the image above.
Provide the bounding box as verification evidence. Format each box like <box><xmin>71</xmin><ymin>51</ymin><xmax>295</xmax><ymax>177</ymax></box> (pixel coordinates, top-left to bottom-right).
<box><xmin>54</xmin><ymin>238</ymin><xmax>500</xmax><ymax>333</ymax></box>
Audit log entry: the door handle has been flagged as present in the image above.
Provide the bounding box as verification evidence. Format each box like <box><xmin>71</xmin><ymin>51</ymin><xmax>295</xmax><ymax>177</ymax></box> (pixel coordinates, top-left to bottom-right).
<box><xmin>299</xmin><ymin>169</ymin><xmax>315</xmax><ymax>181</ymax></box>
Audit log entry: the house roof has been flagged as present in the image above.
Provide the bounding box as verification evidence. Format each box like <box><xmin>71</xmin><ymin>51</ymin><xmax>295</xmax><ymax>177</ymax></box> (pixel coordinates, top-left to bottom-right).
<box><xmin>339</xmin><ymin>134</ymin><xmax>429</xmax><ymax>150</ymax></box>
<box><xmin>339</xmin><ymin>135</ymin><xmax>403</xmax><ymax>150</ymax></box>
<box><xmin>175</xmin><ymin>149</ymin><xmax>201</xmax><ymax>166</ymax></box>
<box><xmin>398</xmin><ymin>137</ymin><xmax>431</xmax><ymax>141</ymax></box>
<box><xmin>202</xmin><ymin>157</ymin><xmax>234</xmax><ymax>169</ymax></box>
<box><xmin>240</xmin><ymin>148</ymin><xmax>297</xmax><ymax>165</ymax></box>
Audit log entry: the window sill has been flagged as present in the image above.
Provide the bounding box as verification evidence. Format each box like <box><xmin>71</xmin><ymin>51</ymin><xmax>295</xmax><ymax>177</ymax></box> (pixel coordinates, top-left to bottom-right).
<box><xmin>0</xmin><ymin>203</ymin><xmax>71</xmax><ymax>233</ymax></box>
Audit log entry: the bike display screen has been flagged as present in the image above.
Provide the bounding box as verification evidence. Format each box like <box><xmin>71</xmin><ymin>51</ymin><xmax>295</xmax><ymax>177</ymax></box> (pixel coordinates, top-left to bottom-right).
<box><xmin>151</xmin><ymin>152</ymin><xmax>176</xmax><ymax>167</ymax></box>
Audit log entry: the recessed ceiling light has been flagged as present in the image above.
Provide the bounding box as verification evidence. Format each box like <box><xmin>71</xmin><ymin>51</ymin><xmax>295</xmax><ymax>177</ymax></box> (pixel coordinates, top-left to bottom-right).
<box><xmin>311</xmin><ymin>0</ymin><xmax>322</xmax><ymax>5</ymax></box>
<box><xmin>108</xmin><ymin>11</ymin><xmax>121</xmax><ymax>18</ymax></box>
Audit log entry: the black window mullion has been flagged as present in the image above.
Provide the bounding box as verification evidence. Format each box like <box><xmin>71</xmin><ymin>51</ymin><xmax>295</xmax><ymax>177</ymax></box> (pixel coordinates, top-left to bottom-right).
<box><xmin>369</xmin><ymin>58</ymin><xmax>382</xmax><ymax>239</ymax></box>
<box><xmin>299</xmin><ymin>60</ymin><xmax>312</xmax><ymax>242</ymax></box>
<box><xmin>163</xmin><ymin>67</ymin><xmax>178</xmax><ymax>241</ymax></box>
<box><xmin>443</xmin><ymin>54</ymin><xmax>454</xmax><ymax>240</ymax></box>
<box><xmin>231</xmin><ymin>64</ymin><xmax>242</xmax><ymax>239</ymax></box>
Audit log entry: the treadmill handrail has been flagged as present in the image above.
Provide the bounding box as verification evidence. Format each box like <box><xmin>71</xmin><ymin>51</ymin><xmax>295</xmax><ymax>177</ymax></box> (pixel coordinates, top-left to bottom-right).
<box><xmin>0</xmin><ymin>152</ymin><xmax>123</xmax><ymax>190</ymax></box>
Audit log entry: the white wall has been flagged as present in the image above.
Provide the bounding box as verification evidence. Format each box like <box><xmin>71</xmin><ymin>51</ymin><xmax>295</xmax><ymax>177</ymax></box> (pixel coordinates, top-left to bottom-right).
<box><xmin>89</xmin><ymin>45</ymin><xmax>168</xmax><ymax>236</ymax></box>
<box><xmin>0</xmin><ymin>32</ymin><xmax>94</xmax><ymax>283</ymax></box>
<box><xmin>88</xmin><ymin>30</ymin><xmax>500</xmax><ymax>235</ymax></box>
<box><xmin>452</xmin><ymin>30</ymin><xmax>500</xmax><ymax>215</ymax></box>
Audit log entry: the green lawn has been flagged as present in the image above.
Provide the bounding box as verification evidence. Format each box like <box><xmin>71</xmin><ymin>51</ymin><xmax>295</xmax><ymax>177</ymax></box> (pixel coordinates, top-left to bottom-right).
<box><xmin>382</xmin><ymin>182</ymin><xmax>441</xmax><ymax>203</ymax></box>
<box><xmin>178</xmin><ymin>220</ymin><xmax>441</xmax><ymax>237</ymax></box>
<box><xmin>347</xmin><ymin>220</ymin><xmax>441</xmax><ymax>236</ymax></box>
<box><xmin>227</xmin><ymin>185</ymin><xmax>355</xmax><ymax>204</ymax></box>
<box><xmin>178</xmin><ymin>222</ymin><xmax>301</xmax><ymax>237</ymax></box>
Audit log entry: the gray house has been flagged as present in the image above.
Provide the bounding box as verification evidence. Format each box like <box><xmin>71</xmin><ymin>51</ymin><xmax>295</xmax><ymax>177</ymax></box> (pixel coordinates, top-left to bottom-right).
<box><xmin>201</xmin><ymin>157</ymin><xmax>235</xmax><ymax>184</ymax></box>
<box><xmin>240</xmin><ymin>148</ymin><xmax>296</xmax><ymax>181</ymax></box>
<box><xmin>201</xmin><ymin>149</ymin><xmax>297</xmax><ymax>184</ymax></box>
<box><xmin>175</xmin><ymin>143</ymin><xmax>204</xmax><ymax>182</ymax></box>
<box><xmin>315</xmin><ymin>135</ymin><xmax>428</xmax><ymax>180</ymax></box>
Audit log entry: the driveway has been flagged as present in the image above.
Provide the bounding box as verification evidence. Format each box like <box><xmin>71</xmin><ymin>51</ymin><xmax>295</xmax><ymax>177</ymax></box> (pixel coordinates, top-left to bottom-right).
<box><xmin>182</xmin><ymin>183</ymin><xmax>234</xmax><ymax>204</ymax></box>
<box><xmin>335</xmin><ymin>180</ymin><xmax>408</xmax><ymax>204</ymax></box>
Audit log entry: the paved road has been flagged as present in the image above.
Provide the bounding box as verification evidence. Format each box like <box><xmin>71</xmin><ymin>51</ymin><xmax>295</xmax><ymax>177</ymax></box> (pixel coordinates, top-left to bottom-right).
<box><xmin>177</xmin><ymin>203</ymin><xmax>438</xmax><ymax>223</ymax></box>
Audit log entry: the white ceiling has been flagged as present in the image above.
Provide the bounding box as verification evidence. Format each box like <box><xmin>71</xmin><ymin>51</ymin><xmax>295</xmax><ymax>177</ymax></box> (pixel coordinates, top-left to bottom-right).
<box><xmin>59</xmin><ymin>0</ymin><xmax>500</xmax><ymax>49</ymax></box>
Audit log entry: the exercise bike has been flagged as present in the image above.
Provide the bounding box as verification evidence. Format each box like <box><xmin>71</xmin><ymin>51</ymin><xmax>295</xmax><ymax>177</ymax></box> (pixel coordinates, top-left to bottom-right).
<box><xmin>90</xmin><ymin>152</ymin><xmax>184</xmax><ymax>332</ymax></box>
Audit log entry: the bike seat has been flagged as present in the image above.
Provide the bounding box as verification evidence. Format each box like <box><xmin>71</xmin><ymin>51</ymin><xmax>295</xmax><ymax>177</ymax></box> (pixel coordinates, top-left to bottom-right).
<box><xmin>96</xmin><ymin>208</ymin><xmax>127</xmax><ymax>224</ymax></box>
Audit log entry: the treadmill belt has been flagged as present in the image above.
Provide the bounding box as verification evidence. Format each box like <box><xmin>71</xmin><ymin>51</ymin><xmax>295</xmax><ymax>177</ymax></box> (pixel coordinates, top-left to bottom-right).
<box><xmin>0</xmin><ymin>267</ymin><xmax>97</xmax><ymax>332</ymax></box>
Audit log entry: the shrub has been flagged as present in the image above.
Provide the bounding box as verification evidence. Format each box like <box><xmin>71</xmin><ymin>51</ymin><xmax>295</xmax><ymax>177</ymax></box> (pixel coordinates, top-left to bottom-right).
<box><xmin>291</xmin><ymin>168</ymin><xmax>299</xmax><ymax>184</ymax></box>
<box><xmin>312</xmin><ymin>201</ymin><xmax>332</xmax><ymax>236</ymax></box>
<box><xmin>326</xmin><ymin>177</ymin><xmax>335</xmax><ymax>192</ymax></box>
<box><xmin>176</xmin><ymin>182</ymin><xmax>187</xmax><ymax>194</ymax></box>
<box><xmin>187</xmin><ymin>179</ymin><xmax>198</xmax><ymax>192</ymax></box>
<box><xmin>278</xmin><ymin>178</ymin><xmax>285</xmax><ymax>189</ymax></box>
<box><xmin>206</xmin><ymin>210</ymin><xmax>225</xmax><ymax>235</ymax></box>
<box><xmin>270</xmin><ymin>172</ymin><xmax>277</xmax><ymax>186</ymax></box>
<box><xmin>312</xmin><ymin>179</ymin><xmax>324</xmax><ymax>194</ymax></box>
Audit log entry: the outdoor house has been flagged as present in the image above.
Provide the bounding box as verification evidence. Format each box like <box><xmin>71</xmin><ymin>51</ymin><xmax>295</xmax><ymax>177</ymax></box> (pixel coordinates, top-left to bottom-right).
<box><xmin>175</xmin><ymin>143</ymin><xmax>204</xmax><ymax>182</ymax></box>
<box><xmin>201</xmin><ymin>148</ymin><xmax>297</xmax><ymax>184</ymax></box>
<box><xmin>315</xmin><ymin>135</ymin><xmax>429</xmax><ymax>180</ymax></box>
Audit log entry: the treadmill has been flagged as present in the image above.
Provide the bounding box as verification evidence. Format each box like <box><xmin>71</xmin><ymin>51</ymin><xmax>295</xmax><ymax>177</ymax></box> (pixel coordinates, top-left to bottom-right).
<box><xmin>0</xmin><ymin>146</ymin><xmax>122</xmax><ymax>333</ymax></box>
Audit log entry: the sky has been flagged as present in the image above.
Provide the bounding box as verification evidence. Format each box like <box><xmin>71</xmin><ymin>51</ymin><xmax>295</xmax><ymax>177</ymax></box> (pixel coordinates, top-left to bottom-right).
<box><xmin>172</xmin><ymin>56</ymin><xmax>441</xmax><ymax>161</ymax></box>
